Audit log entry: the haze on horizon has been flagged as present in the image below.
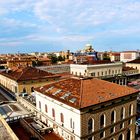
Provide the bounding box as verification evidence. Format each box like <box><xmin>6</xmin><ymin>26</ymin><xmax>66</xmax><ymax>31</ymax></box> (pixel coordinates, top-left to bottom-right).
<box><xmin>0</xmin><ymin>0</ymin><xmax>140</xmax><ymax>54</ymax></box>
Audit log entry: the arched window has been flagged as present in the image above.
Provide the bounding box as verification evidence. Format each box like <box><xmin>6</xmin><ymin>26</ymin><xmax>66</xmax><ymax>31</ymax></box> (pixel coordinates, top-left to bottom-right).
<box><xmin>45</xmin><ymin>104</ymin><xmax>48</xmax><ymax>113</ymax></box>
<box><xmin>88</xmin><ymin>137</ymin><xmax>93</xmax><ymax>140</ymax></box>
<box><xmin>127</xmin><ymin>129</ymin><xmax>131</xmax><ymax>140</ymax></box>
<box><xmin>39</xmin><ymin>101</ymin><xmax>41</xmax><ymax>109</ymax></box>
<box><xmin>129</xmin><ymin>104</ymin><xmax>133</xmax><ymax>116</ymax></box>
<box><xmin>31</xmin><ymin>87</ymin><xmax>34</xmax><ymax>92</ymax></box>
<box><xmin>111</xmin><ymin>110</ymin><xmax>115</xmax><ymax>123</ymax></box>
<box><xmin>118</xmin><ymin>134</ymin><xmax>123</xmax><ymax>140</ymax></box>
<box><xmin>52</xmin><ymin>108</ymin><xmax>55</xmax><ymax>118</ymax></box>
<box><xmin>120</xmin><ymin>107</ymin><xmax>125</xmax><ymax>119</ymax></box>
<box><xmin>23</xmin><ymin>87</ymin><xmax>26</xmax><ymax>93</ymax></box>
<box><xmin>88</xmin><ymin>118</ymin><xmax>94</xmax><ymax>133</ymax></box>
<box><xmin>109</xmin><ymin>69</ymin><xmax>111</xmax><ymax>74</ymax></box>
<box><xmin>60</xmin><ymin>113</ymin><xmax>64</xmax><ymax>123</ymax></box>
<box><xmin>100</xmin><ymin>114</ymin><xmax>105</xmax><ymax>128</ymax></box>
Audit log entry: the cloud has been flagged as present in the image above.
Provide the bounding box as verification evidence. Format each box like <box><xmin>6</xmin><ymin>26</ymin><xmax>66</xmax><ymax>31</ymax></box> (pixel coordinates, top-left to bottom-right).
<box><xmin>0</xmin><ymin>41</ymin><xmax>23</xmax><ymax>47</ymax></box>
<box><xmin>33</xmin><ymin>0</ymin><xmax>140</xmax><ymax>28</ymax></box>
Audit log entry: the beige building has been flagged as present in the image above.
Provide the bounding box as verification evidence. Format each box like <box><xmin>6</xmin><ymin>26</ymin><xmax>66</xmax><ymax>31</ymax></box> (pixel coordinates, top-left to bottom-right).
<box><xmin>7</xmin><ymin>59</ymin><xmax>33</xmax><ymax>68</ymax></box>
<box><xmin>70</xmin><ymin>62</ymin><xmax>122</xmax><ymax>77</ymax></box>
<box><xmin>35</xmin><ymin>77</ymin><xmax>139</xmax><ymax>140</ymax></box>
<box><xmin>120</xmin><ymin>51</ymin><xmax>140</xmax><ymax>62</ymax></box>
<box><xmin>0</xmin><ymin>66</ymin><xmax>60</xmax><ymax>95</ymax></box>
<box><xmin>125</xmin><ymin>58</ymin><xmax>140</xmax><ymax>73</ymax></box>
<box><xmin>109</xmin><ymin>52</ymin><xmax>120</xmax><ymax>62</ymax></box>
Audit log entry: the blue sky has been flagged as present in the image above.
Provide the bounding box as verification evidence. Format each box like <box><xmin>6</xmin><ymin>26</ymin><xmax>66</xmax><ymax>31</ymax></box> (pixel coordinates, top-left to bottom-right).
<box><xmin>0</xmin><ymin>0</ymin><xmax>140</xmax><ymax>53</ymax></box>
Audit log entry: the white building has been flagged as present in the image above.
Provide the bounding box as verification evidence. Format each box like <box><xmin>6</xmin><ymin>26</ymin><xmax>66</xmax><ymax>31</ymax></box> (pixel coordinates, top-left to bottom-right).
<box><xmin>120</xmin><ymin>51</ymin><xmax>140</xmax><ymax>62</ymax></box>
<box><xmin>35</xmin><ymin>77</ymin><xmax>138</xmax><ymax>140</ymax></box>
<box><xmin>70</xmin><ymin>62</ymin><xmax>122</xmax><ymax>77</ymax></box>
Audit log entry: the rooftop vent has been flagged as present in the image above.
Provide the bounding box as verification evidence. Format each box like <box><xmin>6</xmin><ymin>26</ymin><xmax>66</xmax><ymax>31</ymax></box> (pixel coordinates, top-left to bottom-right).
<box><xmin>60</xmin><ymin>92</ymin><xmax>71</xmax><ymax>100</ymax></box>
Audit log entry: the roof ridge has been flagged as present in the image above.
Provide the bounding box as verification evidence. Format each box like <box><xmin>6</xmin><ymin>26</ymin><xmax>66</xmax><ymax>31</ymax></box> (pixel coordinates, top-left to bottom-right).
<box><xmin>79</xmin><ymin>79</ymin><xmax>84</xmax><ymax>108</ymax></box>
<box><xmin>16</xmin><ymin>67</ymin><xmax>29</xmax><ymax>81</ymax></box>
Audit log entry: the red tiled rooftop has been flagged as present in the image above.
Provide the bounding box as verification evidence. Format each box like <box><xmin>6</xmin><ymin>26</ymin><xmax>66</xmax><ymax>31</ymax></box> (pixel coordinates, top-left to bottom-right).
<box><xmin>122</xmin><ymin>51</ymin><xmax>138</xmax><ymax>53</ymax></box>
<box><xmin>127</xmin><ymin>58</ymin><xmax>140</xmax><ymax>64</ymax></box>
<box><xmin>35</xmin><ymin>77</ymin><xmax>138</xmax><ymax>109</ymax></box>
<box><xmin>123</xmin><ymin>66</ymin><xmax>136</xmax><ymax>71</ymax></box>
<box><xmin>0</xmin><ymin>66</ymin><xmax>61</xmax><ymax>82</ymax></box>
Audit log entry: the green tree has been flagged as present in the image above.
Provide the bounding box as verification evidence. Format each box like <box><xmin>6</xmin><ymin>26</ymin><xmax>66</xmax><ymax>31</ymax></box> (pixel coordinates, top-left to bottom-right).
<box><xmin>50</xmin><ymin>56</ymin><xmax>58</xmax><ymax>64</ymax></box>
<box><xmin>58</xmin><ymin>56</ymin><xmax>64</xmax><ymax>61</ymax></box>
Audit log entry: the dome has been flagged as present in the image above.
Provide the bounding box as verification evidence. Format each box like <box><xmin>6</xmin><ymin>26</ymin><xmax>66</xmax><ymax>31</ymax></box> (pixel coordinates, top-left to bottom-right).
<box><xmin>84</xmin><ymin>44</ymin><xmax>94</xmax><ymax>52</ymax></box>
<box><xmin>85</xmin><ymin>44</ymin><xmax>92</xmax><ymax>49</ymax></box>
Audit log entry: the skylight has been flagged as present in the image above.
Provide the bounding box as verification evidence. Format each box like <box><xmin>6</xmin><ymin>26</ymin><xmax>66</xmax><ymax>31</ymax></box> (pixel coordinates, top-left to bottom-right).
<box><xmin>69</xmin><ymin>98</ymin><xmax>77</xmax><ymax>103</ymax></box>
<box><xmin>53</xmin><ymin>89</ymin><xmax>62</xmax><ymax>95</ymax></box>
<box><xmin>45</xmin><ymin>86</ymin><xmax>54</xmax><ymax>92</ymax></box>
<box><xmin>60</xmin><ymin>92</ymin><xmax>71</xmax><ymax>100</ymax></box>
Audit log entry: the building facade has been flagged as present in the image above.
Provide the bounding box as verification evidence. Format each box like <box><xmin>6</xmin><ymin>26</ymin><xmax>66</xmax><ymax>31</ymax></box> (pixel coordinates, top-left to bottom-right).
<box><xmin>0</xmin><ymin>66</ymin><xmax>60</xmax><ymax>95</ymax></box>
<box><xmin>120</xmin><ymin>51</ymin><xmax>140</xmax><ymax>62</ymax></box>
<box><xmin>70</xmin><ymin>63</ymin><xmax>122</xmax><ymax>77</ymax></box>
<box><xmin>35</xmin><ymin>77</ymin><xmax>138</xmax><ymax>140</ymax></box>
<box><xmin>125</xmin><ymin>58</ymin><xmax>140</xmax><ymax>73</ymax></box>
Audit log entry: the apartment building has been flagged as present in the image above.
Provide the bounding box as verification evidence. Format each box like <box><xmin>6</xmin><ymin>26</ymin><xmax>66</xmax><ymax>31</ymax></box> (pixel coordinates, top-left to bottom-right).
<box><xmin>35</xmin><ymin>77</ymin><xmax>138</xmax><ymax>140</ymax></box>
<box><xmin>70</xmin><ymin>62</ymin><xmax>122</xmax><ymax>77</ymax></box>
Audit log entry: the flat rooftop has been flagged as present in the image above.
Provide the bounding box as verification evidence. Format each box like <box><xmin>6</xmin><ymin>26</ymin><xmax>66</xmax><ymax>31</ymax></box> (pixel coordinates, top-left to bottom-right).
<box><xmin>9</xmin><ymin>118</ymin><xmax>63</xmax><ymax>140</ymax></box>
<box><xmin>0</xmin><ymin>116</ymin><xmax>18</xmax><ymax>140</ymax></box>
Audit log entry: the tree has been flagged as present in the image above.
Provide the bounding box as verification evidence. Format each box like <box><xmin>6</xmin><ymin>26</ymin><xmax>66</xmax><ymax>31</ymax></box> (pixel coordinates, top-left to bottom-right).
<box><xmin>58</xmin><ymin>56</ymin><xmax>64</xmax><ymax>61</ymax></box>
<box><xmin>103</xmin><ymin>52</ymin><xmax>110</xmax><ymax>60</ymax></box>
<box><xmin>50</xmin><ymin>56</ymin><xmax>58</xmax><ymax>64</ymax></box>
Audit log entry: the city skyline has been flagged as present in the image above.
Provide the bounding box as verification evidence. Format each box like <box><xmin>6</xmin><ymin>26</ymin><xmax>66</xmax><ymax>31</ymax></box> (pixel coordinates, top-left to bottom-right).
<box><xmin>0</xmin><ymin>0</ymin><xmax>140</xmax><ymax>53</ymax></box>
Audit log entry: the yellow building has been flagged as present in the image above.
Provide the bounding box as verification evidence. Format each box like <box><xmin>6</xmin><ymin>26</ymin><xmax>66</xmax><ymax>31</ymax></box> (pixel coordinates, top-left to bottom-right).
<box><xmin>0</xmin><ymin>66</ymin><xmax>60</xmax><ymax>95</ymax></box>
<box><xmin>7</xmin><ymin>59</ymin><xmax>33</xmax><ymax>68</ymax></box>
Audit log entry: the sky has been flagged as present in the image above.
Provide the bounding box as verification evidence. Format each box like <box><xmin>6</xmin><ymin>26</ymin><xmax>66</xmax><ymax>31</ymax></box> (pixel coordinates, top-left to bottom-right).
<box><xmin>0</xmin><ymin>0</ymin><xmax>140</xmax><ymax>53</ymax></box>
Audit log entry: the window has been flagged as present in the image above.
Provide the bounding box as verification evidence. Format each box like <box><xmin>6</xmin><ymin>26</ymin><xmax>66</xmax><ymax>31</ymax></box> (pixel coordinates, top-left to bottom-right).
<box><xmin>70</xmin><ymin>118</ymin><xmax>72</xmax><ymax>128</ymax></box>
<box><xmin>129</xmin><ymin>104</ymin><xmax>133</xmax><ymax>116</ymax></box>
<box><xmin>70</xmin><ymin>118</ymin><xmax>75</xmax><ymax>130</ymax></box>
<box><xmin>102</xmin><ymin>71</ymin><xmax>103</xmax><ymax>76</ymax></box>
<box><xmin>120</xmin><ymin>107</ymin><xmax>125</xmax><ymax>119</ymax></box>
<box><xmin>110</xmin><ymin>127</ymin><xmax>115</xmax><ymax>134</ymax></box>
<box><xmin>127</xmin><ymin>129</ymin><xmax>131</xmax><ymax>140</ymax></box>
<box><xmin>109</xmin><ymin>69</ymin><xmax>111</xmax><ymax>74</ymax></box>
<box><xmin>45</xmin><ymin>104</ymin><xmax>48</xmax><ymax>113</ymax></box>
<box><xmin>128</xmin><ymin>119</ymin><xmax>132</xmax><ymax>125</ymax></box>
<box><xmin>120</xmin><ymin>123</ymin><xmax>124</xmax><ymax>129</ymax></box>
<box><xmin>46</xmin><ymin>119</ymin><xmax>48</xmax><ymax>124</ymax></box>
<box><xmin>88</xmin><ymin>137</ymin><xmax>93</xmax><ymax>140</ymax></box>
<box><xmin>52</xmin><ymin>108</ymin><xmax>55</xmax><ymax>118</ymax></box>
<box><xmin>88</xmin><ymin>118</ymin><xmax>94</xmax><ymax>133</ymax></box>
<box><xmin>31</xmin><ymin>87</ymin><xmax>34</xmax><ymax>92</ymax></box>
<box><xmin>100</xmin><ymin>114</ymin><xmax>105</xmax><ymax>128</ymax></box>
<box><xmin>23</xmin><ymin>87</ymin><xmax>26</xmax><ymax>93</ymax></box>
<box><xmin>112</xmin><ymin>70</ymin><xmax>114</xmax><ymax>74</ymax></box>
<box><xmin>91</xmin><ymin>72</ymin><xmax>95</xmax><ymax>76</ymax></box>
<box><xmin>111</xmin><ymin>110</ymin><xmax>115</xmax><ymax>123</ymax></box>
<box><xmin>60</xmin><ymin>113</ymin><xmax>64</xmax><ymax>123</ymax></box>
<box><xmin>118</xmin><ymin>134</ymin><xmax>123</xmax><ymax>140</ymax></box>
<box><xmin>98</xmin><ymin>72</ymin><xmax>100</xmax><ymax>76</ymax></box>
<box><xmin>39</xmin><ymin>101</ymin><xmax>41</xmax><ymax>109</ymax></box>
<box><xmin>100</xmin><ymin>131</ymin><xmax>105</xmax><ymax>139</ymax></box>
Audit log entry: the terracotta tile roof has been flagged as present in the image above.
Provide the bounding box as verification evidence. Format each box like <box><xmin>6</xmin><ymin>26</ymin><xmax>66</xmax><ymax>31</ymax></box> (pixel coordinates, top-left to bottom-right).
<box><xmin>0</xmin><ymin>66</ymin><xmax>61</xmax><ymax>82</ymax></box>
<box><xmin>122</xmin><ymin>51</ymin><xmax>138</xmax><ymax>53</ymax></box>
<box><xmin>127</xmin><ymin>58</ymin><xmax>140</xmax><ymax>64</ymax></box>
<box><xmin>35</xmin><ymin>77</ymin><xmax>138</xmax><ymax>109</ymax></box>
<box><xmin>123</xmin><ymin>66</ymin><xmax>136</xmax><ymax>71</ymax></box>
